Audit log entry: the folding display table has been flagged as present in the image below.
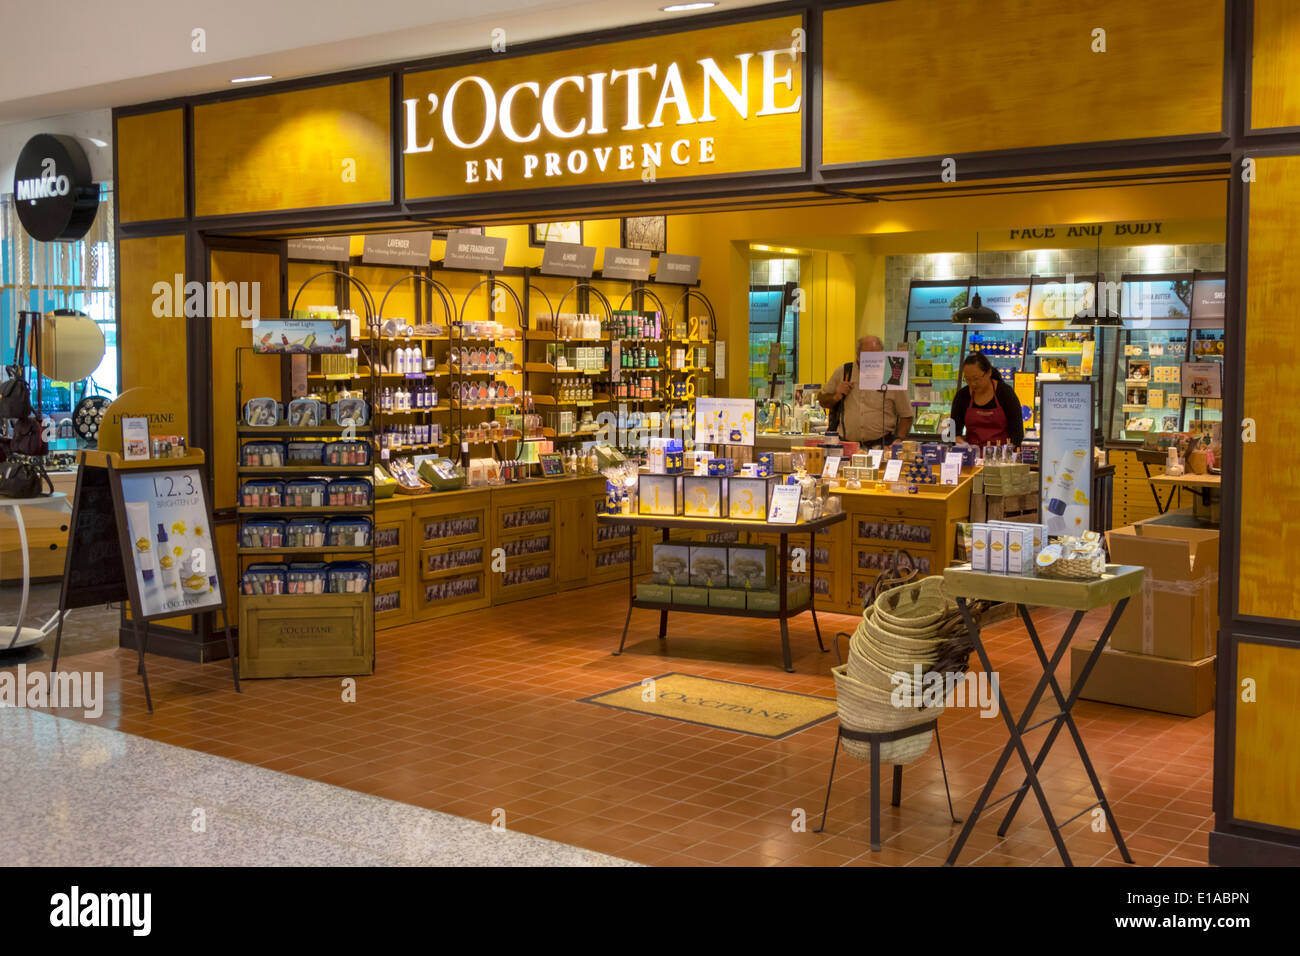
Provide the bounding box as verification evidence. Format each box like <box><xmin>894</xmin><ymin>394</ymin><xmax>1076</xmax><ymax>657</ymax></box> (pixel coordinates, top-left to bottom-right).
<box><xmin>597</xmin><ymin>511</ymin><xmax>845</xmax><ymax>672</ymax></box>
<box><xmin>939</xmin><ymin>563</ymin><xmax>1145</xmax><ymax>866</ymax></box>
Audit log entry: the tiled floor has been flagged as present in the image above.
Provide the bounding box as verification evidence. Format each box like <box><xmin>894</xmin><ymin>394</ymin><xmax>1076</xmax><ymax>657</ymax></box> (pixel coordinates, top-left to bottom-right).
<box><xmin>2</xmin><ymin>582</ymin><xmax>1214</xmax><ymax>866</ymax></box>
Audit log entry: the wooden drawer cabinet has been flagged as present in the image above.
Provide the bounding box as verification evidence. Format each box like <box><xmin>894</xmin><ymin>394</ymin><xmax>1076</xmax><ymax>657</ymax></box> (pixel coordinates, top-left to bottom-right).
<box><xmin>374</xmin><ymin>578</ymin><xmax>411</xmax><ymax>627</ymax></box>
<box><xmin>421</xmin><ymin>541</ymin><xmax>487</xmax><ymax>579</ymax></box>
<box><xmin>853</xmin><ymin>543</ymin><xmax>935</xmax><ymax>576</ymax></box>
<box><xmin>491</xmin><ymin>555</ymin><xmax>555</xmax><ymax>603</ymax></box>
<box><xmin>853</xmin><ymin>515</ymin><xmax>937</xmax><ymax>548</ymax></box>
<box><xmin>417</xmin><ymin>571</ymin><xmax>488</xmax><ymax>617</ymax></box>
<box><xmin>373</xmin><ymin>553</ymin><xmax>404</xmax><ymax>587</ymax></box>
<box><xmin>415</xmin><ymin>504</ymin><xmax>487</xmax><ymax>548</ymax></box>
<box><xmin>496</xmin><ymin>500</ymin><xmax>554</xmax><ymax>534</ymax></box>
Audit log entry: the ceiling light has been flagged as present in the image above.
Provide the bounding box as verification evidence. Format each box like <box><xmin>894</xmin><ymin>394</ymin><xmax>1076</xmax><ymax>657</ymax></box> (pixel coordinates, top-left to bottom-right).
<box><xmin>952</xmin><ymin>235</ymin><xmax>1001</xmax><ymax>325</ymax></box>
<box><xmin>231</xmin><ymin>75</ymin><xmax>273</xmax><ymax>84</ymax></box>
<box><xmin>662</xmin><ymin>3</ymin><xmax>716</xmax><ymax>11</ymax></box>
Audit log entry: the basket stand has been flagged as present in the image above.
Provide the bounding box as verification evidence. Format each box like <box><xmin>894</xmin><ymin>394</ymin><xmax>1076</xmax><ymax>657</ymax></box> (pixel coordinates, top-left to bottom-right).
<box><xmin>817</xmin><ymin>633</ymin><xmax>963</xmax><ymax>851</ymax></box>
<box><xmin>813</xmin><ymin>722</ymin><xmax>961</xmax><ymax>852</ymax></box>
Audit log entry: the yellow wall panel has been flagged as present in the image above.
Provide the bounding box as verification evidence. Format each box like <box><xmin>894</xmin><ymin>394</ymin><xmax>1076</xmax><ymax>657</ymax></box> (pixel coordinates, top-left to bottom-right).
<box><xmin>119</xmin><ymin>235</ymin><xmax>188</xmax><ymax>437</ymax></box>
<box><xmin>1234</xmin><ymin>642</ymin><xmax>1300</xmax><ymax>829</ymax></box>
<box><xmin>1241</xmin><ymin>156</ymin><xmax>1300</xmax><ymax>620</ymax></box>
<box><xmin>117</xmin><ymin>109</ymin><xmax>185</xmax><ymax>223</ymax></box>
<box><xmin>210</xmin><ymin>250</ymin><xmax>282</xmax><ymax>510</ymax></box>
<box><xmin>194</xmin><ymin>78</ymin><xmax>391</xmax><ymax>217</ymax></box>
<box><xmin>1251</xmin><ymin>0</ymin><xmax>1300</xmax><ymax>130</ymax></box>
<box><xmin>822</xmin><ymin>0</ymin><xmax>1223</xmax><ymax>165</ymax></box>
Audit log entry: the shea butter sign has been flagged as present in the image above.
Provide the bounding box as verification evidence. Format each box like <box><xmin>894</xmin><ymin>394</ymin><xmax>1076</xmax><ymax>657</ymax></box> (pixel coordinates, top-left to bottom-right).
<box><xmin>402</xmin><ymin>16</ymin><xmax>803</xmax><ymax>198</ymax></box>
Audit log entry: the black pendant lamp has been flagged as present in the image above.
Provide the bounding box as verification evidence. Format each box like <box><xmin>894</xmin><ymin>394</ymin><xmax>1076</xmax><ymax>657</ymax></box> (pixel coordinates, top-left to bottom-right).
<box><xmin>951</xmin><ymin>234</ymin><xmax>1001</xmax><ymax>324</ymax></box>
<box><xmin>1072</xmin><ymin>232</ymin><xmax>1123</xmax><ymax>326</ymax></box>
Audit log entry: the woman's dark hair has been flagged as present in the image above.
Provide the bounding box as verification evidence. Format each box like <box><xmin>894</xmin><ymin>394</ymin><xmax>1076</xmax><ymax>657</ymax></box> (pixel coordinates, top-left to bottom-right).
<box><xmin>961</xmin><ymin>352</ymin><xmax>1004</xmax><ymax>383</ymax></box>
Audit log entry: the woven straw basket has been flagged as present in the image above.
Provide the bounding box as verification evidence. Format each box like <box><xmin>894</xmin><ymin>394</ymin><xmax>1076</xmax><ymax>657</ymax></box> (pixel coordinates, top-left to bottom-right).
<box><xmin>1038</xmin><ymin>551</ymin><xmax>1106</xmax><ymax>580</ymax></box>
<box><xmin>832</xmin><ymin>665</ymin><xmax>935</xmax><ymax>764</ymax></box>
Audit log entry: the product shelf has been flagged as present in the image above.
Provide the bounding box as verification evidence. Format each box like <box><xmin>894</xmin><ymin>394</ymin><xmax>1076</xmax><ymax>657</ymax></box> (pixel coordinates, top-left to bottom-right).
<box><xmin>450</xmin><ymin>365</ymin><xmax>523</xmax><ymax>376</ymax></box>
<box><xmin>523</xmin><ymin>331</ymin><xmax>609</xmax><ymax>343</ymax></box>
<box><xmin>236</xmin><ymin>546</ymin><xmax>375</xmax><ymax>556</ymax></box>
<box><xmin>237</xmin><ymin>505</ymin><xmax>375</xmax><ymax>515</ymax></box>
<box><xmin>237</xmin><ymin>425</ymin><xmax>373</xmax><ymax>437</ymax></box>
<box><xmin>237</xmin><ymin>465</ymin><xmax>373</xmax><ymax>475</ymax></box>
<box><xmin>450</xmin><ymin>401</ymin><xmax>522</xmax><ymax>411</ymax></box>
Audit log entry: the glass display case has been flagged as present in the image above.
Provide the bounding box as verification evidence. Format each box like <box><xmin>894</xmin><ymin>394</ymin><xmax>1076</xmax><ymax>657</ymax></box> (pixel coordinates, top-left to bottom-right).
<box><xmin>904</xmin><ymin>279</ymin><xmax>970</xmax><ymax>435</ymax></box>
<box><xmin>1104</xmin><ymin>272</ymin><xmax>1225</xmax><ymax>443</ymax></box>
<box><xmin>747</xmin><ymin>281</ymin><xmax>798</xmax><ymax>399</ymax></box>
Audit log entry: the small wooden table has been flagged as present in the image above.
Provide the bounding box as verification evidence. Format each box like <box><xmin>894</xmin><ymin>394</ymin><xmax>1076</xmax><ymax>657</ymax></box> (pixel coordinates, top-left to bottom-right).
<box><xmin>939</xmin><ymin>563</ymin><xmax>1145</xmax><ymax>866</ymax></box>
<box><xmin>598</xmin><ymin>511</ymin><xmax>846</xmax><ymax>672</ymax></box>
<box><xmin>1148</xmin><ymin>472</ymin><xmax>1220</xmax><ymax>515</ymax></box>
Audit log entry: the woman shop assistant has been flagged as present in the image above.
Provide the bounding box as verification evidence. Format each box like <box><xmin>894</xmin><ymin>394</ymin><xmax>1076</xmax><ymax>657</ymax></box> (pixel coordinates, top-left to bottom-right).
<box><xmin>950</xmin><ymin>353</ymin><xmax>1025</xmax><ymax>446</ymax></box>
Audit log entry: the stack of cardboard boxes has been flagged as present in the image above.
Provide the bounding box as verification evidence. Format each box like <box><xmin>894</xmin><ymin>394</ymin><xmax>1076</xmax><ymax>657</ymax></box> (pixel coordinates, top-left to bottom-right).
<box><xmin>1071</xmin><ymin>520</ymin><xmax>1218</xmax><ymax>717</ymax></box>
<box><xmin>638</xmin><ymin>541</ymin><xmax>809</xmax><ymax>611</ymax></box>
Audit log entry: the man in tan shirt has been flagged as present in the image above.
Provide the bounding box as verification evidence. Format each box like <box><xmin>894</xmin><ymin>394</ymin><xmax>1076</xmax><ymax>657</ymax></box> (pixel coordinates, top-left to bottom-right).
<box><xmin>819</xmin><ymin>336</ymin><xmax>913</xmax><ymax>445</ymax></box>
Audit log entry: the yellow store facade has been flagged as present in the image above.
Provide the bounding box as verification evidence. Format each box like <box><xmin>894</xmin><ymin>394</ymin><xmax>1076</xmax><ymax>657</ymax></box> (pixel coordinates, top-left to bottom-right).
<box><xmin>109</xmin><ymin>0</ymin><xmax>1300</xmax><ymax>864</ymax></box>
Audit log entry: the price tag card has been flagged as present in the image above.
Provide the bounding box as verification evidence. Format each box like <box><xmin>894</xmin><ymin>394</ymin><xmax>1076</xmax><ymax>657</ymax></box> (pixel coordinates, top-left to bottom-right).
<box><xmin>767</xmin><ymin>484</ymin><xmax>802</xmax><ymax>524</ymax></box>
<box><xmin>941</xmin><ymin>453</ymin><xmax>962</xmax><ymax>485</ymax></box>
<box><xmin>868</xmin><ymin>449</ymin><xmax>884</xmax><ymax>470</ymax></box>
<box><xmin>822</xmin><ymin>456</ymin><xmax>841</xmax><ymax>478</ymax></box>
<box><xmin>883</xmin><ymin>459</ymin><xmax>903</xmax><ymax>482</ymax></box>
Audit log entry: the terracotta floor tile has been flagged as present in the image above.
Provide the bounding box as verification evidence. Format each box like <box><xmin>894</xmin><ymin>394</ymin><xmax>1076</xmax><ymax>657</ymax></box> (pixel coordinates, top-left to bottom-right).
<box><xmin>8</xmin><ymin>577</ymin><xmax>1213</xmax><ymax>868</ymax></box>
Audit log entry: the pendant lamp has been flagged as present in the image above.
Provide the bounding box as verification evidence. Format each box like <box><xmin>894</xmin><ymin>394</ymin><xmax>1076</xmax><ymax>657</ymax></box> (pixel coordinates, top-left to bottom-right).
<box><xmin>1072</xmin><ymin>233</ymin><xmax>1123</xmax><ymax>326</ymax></box>
<box><xmin>951</xmin><ymin>234</ymin><xmax>1001</xmax><ymax>324</ymax></box>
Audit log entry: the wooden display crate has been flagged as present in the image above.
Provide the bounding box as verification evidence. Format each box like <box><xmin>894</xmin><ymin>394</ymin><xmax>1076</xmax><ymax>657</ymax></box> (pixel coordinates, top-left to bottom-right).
<box><xmin>971</xmin><ymin>492</ymin><xmax>1040</xmax><ymax>523</ymax></box>
<box><xmin>239</xmin><ymin>593</ymin><xmax>373</xmax><ymax>678</ymax></box>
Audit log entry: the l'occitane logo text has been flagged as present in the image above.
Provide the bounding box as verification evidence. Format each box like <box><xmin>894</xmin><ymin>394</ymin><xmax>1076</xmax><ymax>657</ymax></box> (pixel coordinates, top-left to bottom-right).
<box><xmin>404</xmin><ymin>49</ymin><xmax>800</xmax><ymax>186</ymax></box>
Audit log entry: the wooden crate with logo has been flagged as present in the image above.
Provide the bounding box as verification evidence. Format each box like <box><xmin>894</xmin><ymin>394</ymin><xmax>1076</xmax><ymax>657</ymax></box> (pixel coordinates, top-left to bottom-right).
<box><xmin>239</xmin><ymin>593</ymin><xmax>372</xmax><ymax>678</ymax></box>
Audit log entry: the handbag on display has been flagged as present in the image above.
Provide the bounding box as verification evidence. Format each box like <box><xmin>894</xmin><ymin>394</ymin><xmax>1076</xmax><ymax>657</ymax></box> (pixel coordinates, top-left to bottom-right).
<box><xmin>0</xmin><ymin>312</ymin><xmax>33</xmax><ymax>421</ymax></box>
<box><xmin>0</xmin><ymin>454</ymin><xmax>53</xmax><ymax>499</ymax></box>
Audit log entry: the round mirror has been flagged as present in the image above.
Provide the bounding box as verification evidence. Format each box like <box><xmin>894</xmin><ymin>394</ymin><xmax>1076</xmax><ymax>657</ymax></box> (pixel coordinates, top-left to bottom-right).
<box><xmin>38</xmin><ymin>309</ymin><xmax>105</xmax><ymax>382</ymax></box>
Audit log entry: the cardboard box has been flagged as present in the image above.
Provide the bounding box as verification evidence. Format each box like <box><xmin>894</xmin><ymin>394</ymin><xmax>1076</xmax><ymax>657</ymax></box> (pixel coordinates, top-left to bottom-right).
<box><xmin>1105</xmin><ymin>522</ymin><xmax>1219</xmax><ymax>660</ymax></box>
<box><xmin>1005</xmin><ymin>526</ymin><xmax>1035</xmax><ymax>575</ymax></box>
<box><xmin>1071</xmin><ymin>640</ymin><xmax>1215</xmax><ymax>717</ymax></box>
<box><xmin>708</xmin><ymin>588</ymin><xmax>747</xmax><ymax>609</ymax></box>
<box><xmin>971</xmin><ymin>523</ymin><xmax>990</xmax><ymax>571</ymax></box>
<box><xmin>651</xmin><ymin>543</ymin><xmax>691</xmax><ymax>586</ymax></box>
<box><xmin>746</xmin><ymin>584</ymin><xmax>811</xmax><ymax>611</ymax></box>
<box><xmin>635</xmin><ymin>582</ymin><xmax>672</xmax><ymax>603</ymax></box>
<box><xmin>989</xmin><ymin>527</ymin><xmax>1008</xmax><ymax>573</ymax></box>
<box><xmin>670</xmin><ymin>586</ymin><xmax>709</xmax><ymax>606</ymax></box>
<box><xmin>727</xmin><ymin>544</ymin><xmax>776</xmax><ymax>589</ymax></box>
<box><xmin>688</xmin><ymin>545</ymin><xmax>729</xmax><ymax>587</ymax></box>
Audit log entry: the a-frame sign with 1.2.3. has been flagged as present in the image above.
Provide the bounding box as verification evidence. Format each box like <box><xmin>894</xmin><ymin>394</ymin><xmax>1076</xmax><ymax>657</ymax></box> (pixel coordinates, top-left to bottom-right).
<box><xmin>52</xmin><ymin>449</ymin><xmax>239</xmax><ymax>712</ymax></box>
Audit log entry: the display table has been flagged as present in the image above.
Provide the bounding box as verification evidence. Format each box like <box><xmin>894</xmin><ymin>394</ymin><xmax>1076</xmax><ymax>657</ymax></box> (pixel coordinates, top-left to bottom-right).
<box><xmin>598</xmin><ymin>511</ymin><xmax>846</xmax><ymax>672</ymax></box>
<box><xmin>1148</xmin><ymin>472</ymin><xmax>1221</xmax><ymax>518</ymax></box>
<box><xmin>1</xmin><ymin>493</ymin><xmax>70</xmax><ymax>651</ymax></box>
<box><xmin>939</xmin><ymin>562</ymin><xmax>1145</xmax><ymax>866</ymax></box>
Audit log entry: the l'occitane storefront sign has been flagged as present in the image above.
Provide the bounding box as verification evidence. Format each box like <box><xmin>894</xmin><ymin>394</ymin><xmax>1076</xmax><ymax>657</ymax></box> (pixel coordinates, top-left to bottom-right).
<box><xmin>403</xmin><ymin>16</ymin><xmax>803</xmax><ymax>199</ymax></box>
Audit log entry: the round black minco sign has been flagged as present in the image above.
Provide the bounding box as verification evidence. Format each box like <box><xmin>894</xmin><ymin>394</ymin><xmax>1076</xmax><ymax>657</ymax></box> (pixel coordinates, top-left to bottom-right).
<box><xmin>12</xmin><ymin>133</ymin><xmax>99</xmax><ymax>242</ymax></box>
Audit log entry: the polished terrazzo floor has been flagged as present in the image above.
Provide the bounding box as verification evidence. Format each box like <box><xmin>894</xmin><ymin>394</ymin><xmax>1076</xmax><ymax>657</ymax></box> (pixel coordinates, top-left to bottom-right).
<box><xmin>0</xmin><ymin>708</ymin><xmax>633</xmax><ymax>866</ymax></box>
<box><xmin>1</xmin><ymin>579</ymin><xmax>1215</xmax><ymax>867</ymax></box>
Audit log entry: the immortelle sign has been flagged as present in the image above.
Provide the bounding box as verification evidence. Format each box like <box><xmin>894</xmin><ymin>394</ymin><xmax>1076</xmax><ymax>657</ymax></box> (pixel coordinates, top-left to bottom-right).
<box><xmin>402</xmin><ymin>16</ymin><xmax>804</xmax><ymax>198</ymax></box>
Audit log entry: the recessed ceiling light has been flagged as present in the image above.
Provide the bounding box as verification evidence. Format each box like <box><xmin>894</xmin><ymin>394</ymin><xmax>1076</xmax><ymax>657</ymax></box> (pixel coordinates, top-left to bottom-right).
<box><xmin>231</xmin><ymin>75</ymin><xmax>273</xmax><ymax>84</ymax></box>
<box><xmin>662</xmin><ymin>3</ymin><xmax>716</xmax><ymax>11</ymax></box>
